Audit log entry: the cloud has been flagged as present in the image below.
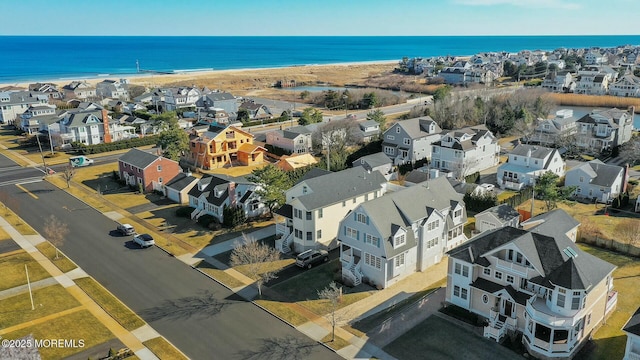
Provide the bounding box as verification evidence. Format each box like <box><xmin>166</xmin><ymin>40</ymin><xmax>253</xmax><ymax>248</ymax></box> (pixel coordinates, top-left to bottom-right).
<box><xmin>454</xmin><ymin>0</ymin><xmax>581</xmax><ymax>9</ymax></box>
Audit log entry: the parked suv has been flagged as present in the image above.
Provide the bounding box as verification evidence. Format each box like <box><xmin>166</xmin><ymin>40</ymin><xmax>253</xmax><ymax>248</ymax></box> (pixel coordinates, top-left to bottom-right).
<box><xmin>295</xmin><ymin>249</ymin><xmax>329</xmax><ymax>269</ymax></box>
<box><xmin>116</xmin><ymin>223</ymin><xmax>135</xmax><ymax>236</ymax></box>
<box><xmin>133</xmin><ymin>233</ymin><xmax>155</xmax><ymax>248</ymax></box>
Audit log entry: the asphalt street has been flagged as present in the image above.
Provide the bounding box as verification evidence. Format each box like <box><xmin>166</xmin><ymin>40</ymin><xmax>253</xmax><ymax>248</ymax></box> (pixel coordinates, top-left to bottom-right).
<box><xmin>0</xmin><ymin>180</ymin><xmax>338</xmax><ymax>360</ymax></box>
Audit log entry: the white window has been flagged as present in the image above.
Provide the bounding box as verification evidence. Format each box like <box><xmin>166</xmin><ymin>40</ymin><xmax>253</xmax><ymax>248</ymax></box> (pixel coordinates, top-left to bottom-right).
<box><xmin>386</xmin><ymin>135</ymin><xmax>395</xmax><ymax>140</ymax></box>
<box><xmin>453</xmin><ymin>285</ymin><xmax>460</xmax><ymax>297</ymax></box>
<box><xmin>365</xmin><ymin>253</ymin><xmax>381</xmax><ymax>269</ymax></box>
<box><xmin>403</xmin><ymin>138</ymin><xmax>411</xmax><ymax>145</ymax></box>
<box><xmin>455</xmin><ymin>263</ymin><xmax>468</xmax><ymax>277</ymax></box>
<box><xmin>506</xmin><ymin>275</ymin><xmax>514</xmax><ymax>284</ymax></box>
<box><xmin>317</xmin><ymin>230</ymin><xmax>322</xmax><ymax>239</ymax></box>
<box><xmin>427</xmin><ymin>220</ymin><xmax>440</xmax><ymax>231</ymax></box>
<box><xmin>433</xmin><ymin>146</ymin><xmax>439</xmax><ymax>154</ymax></box>
<box><xmin>357</xmin><ymin>213</ymin><xmax>368</xmax><ymax>224</ymax></box>
<box><xmin>395</xmin><ymin>253</ymin><xmax>405</xmax><ymax>267</ymax></box>
<box><xmin>557</xmin><ymin>288</ymin><xmax>566</xmax><ymax>307</ymax></box>
<box><xmin>318</xmin><ymin>209</ymin><xmax>323</xmax><ymax>218</ymax></box>
<box><xmin>483</xmin><ymin>268</ymin><xmax>491</xmax><ymax>276</ymax></box>
<box><xmin>572</xmin><ymin>293</ymin><xmax>581</xmax><ymax>310</ymax></box>
<box><xmin>396</xmin><ymin>126</ymin><xmax>401</xmax><ymax>133</ymax></box>
<box><xmin>346</xmin><ymin>227</ymin><xmax>358</xmax><ymax>240</ymax></box>
<box><xmin>454</xmin><ymin>209</ymin><xmax>462</xmax><ymax>218</ymax></box>
<box><xmin>157</xmin><ymin>165</ymin><xmax>162</xmax><ymax>171</ymax></box>
<box><xmin>495</xmin><ymin>271</ymin><xmax>503</xmax><ymax>280</ymax></box>
<box><xmin>158</xmin><ymin>177</ymin><xmax>163</xmax><ymax>183</ymax></box>
<box><xmin>394</xmin><ymin>233</ymin><xmax>406</xmax><ymax>247</ymax></box>
<box><xmin>461</xmin><ymin>288</ymin><xmax>468</xmax><ymax>300</ymax></box>
<box><xmin>365</xmin><ymin>233</ymin><xmax>379</xmax><ymax>247</ymax></box>
<box><xmin>384</xmin><ymin>146</ymin><xmax>395</xmax><ymax>155</ymax></box>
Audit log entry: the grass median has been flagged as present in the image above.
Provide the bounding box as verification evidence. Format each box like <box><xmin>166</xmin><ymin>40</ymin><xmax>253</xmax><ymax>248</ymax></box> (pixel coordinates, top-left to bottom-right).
<box><xmin>0</xmin><ymin>251</ymin><xmax>50</xmax><ymax>291</ymax></box>
<box><xmin>35</xmin><ymin>242</ymin><xmax>77</xmax><ymax>273</ymax></box>
<box><xmin>0</xmin><ymin>284</ymin><xmax>81</xmax><ymax>329</ymax></box>
<box><xmin>195</xmin><ymin>260</ymin><xmax>246</xmax><ymax>289</ymax></box>
<box><xmin>74</xmin><ymin>277</ymin><xmax>145</xmax><ymax>331</ymax></box>
<box><xmin>0</xmin><ymin>205</ymin><xmax>37</xmax><ymax>235</ymax></box>
<box><xmin>2</xmin><ymin>309</ymin><xmax>115</xmax><ymax>360</ymax></box>
<box><xmin>143</xmin><ymin>337</ymin><xmax>189</xmax><ymax>360</ymax></box>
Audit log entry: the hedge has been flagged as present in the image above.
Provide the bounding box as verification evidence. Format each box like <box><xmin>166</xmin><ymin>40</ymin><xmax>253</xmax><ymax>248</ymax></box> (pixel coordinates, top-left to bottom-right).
<box><xmin>73</xmin><ymin>135</ymin><xmax>160</xmax><ymax>155</ymax></box>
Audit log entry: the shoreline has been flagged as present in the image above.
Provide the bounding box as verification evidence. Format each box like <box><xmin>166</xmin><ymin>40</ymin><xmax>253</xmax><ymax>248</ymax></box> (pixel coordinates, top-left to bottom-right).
<box><xmin>0</xmin><ymin>59</ymin><xmax>400</xmax><ymax>89</ymax></box>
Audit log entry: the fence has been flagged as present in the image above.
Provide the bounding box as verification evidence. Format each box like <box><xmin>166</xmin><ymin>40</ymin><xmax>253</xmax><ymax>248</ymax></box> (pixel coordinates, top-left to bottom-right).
<box><xmin>578</xmin><ymin>234</ymin><xmax>640</xmax><ymax>257</ymax></box>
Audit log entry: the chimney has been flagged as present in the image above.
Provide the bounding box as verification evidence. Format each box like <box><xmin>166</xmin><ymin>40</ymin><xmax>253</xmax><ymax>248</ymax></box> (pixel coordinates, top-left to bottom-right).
<box><xmin>101</xmin><ymin>109</ymin><xmax>112</xmax><ymax>143</ymax></box>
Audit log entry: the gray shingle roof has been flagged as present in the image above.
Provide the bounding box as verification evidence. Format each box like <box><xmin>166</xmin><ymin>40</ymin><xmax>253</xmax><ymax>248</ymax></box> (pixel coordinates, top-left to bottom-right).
<box><xmin>295</xmin><ymin>167</ymin><xmax>386</xmax><ymax>210</ymax></box>
<box><xmin>119</xmin><ymin>148</ymin><xmax>162</xmax><ymax>169</ymax></box>
<box><xmin>523</xmin><ymin>209</ymin><xmax>581</xmax><ymax>241</ymax></box>
<box><xmin>359</xmin><ymin>176</ymin><xmax>462</xmax><ymax>258</ymax></box>
<box><xmin>164</xmin><ymin>173</ymin><xmax>197</xmax><ymax>191</ymax></box>
<box><xmin>623</xmin><ymin>306</ymin><xmax>640</xmax><ymax>336</ymax></box>
<box><xmin>476</xmin><ymin>204</ymin><xmax>520</xmax><ymax>223</ymax></box>
<box><xmin>449</xmin><ymin>224</ymin><xmax>615</xmax><ymax>291</ymax></box>
<box><xmin>353</xmin><ymin>152</ymin><xmax>392</xmax><ymax>169</ymax></box>
<box><xmin>394</xmin><ymin>117</ymin><xmax>442</xmax><ymax>139</ymax></box>
<box><xmin>567</xmin><ymin>159</ymin><xmax>624</xmax><ymax>187</ymax></box>
<box><xmin>509</xmin><ymin>144</ymin><xmax>554</xmax><ymax>159</ymax></box>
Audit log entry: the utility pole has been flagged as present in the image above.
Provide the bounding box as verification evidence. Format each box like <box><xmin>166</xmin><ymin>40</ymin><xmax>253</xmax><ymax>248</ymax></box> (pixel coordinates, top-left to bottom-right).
<box><xmin>35</xmin><ymin>132</ymin><xmax>48</xmax><ymax>174</ymax></box>
<box><xmin>530</xmin><ymin>176</ymin><xmax>536</xmax><ymax>217</ymax></box>
<box><xmin>26</xmin><ymin>265</ymin><xmax>34</xmax><ymax>310</ymax></box>
<box><xmin>47</xmin><ymin>125</ymin><xmax>54</xmax><ymax>155</ymax></box>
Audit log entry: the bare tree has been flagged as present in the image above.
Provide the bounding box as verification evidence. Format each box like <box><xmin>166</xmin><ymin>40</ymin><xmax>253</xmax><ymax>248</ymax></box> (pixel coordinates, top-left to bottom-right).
<box><xmin>61</xmin><ymin>165</ymin><xmax>76</xmax><ymax>188</ymax></box>
<box><xmin>43</xmin><ymin>214</ymin><xmax>69</xmax><ymax>259</ymax></box>
<box><xmin>317</xmin><ymin>282</ymin><xmax>342</xmax><ymax>342</ymax></box>
<box><xmin>230</xmin><ymin>233</ymin><xmax>280</xmax><ymax>297</ymax></box>
<box><xmin>617</xmin><ymin>218</ymin><xmax>640</xmax><ymax>247</ymax></box>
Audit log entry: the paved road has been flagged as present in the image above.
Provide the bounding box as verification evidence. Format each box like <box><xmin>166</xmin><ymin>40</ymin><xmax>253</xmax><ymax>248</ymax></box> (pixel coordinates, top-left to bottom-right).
<box><xmin>0</xmin><ymin>181</ymin><xmax>339</xmax><ymax>360</ymax></box>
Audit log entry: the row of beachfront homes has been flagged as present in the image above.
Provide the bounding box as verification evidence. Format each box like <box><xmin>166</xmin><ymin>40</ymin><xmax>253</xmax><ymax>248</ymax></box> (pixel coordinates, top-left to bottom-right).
<box><xmin>118</xmin><ymin>146</ymin><xmax>626</xmax><ymax>359</ymax></box>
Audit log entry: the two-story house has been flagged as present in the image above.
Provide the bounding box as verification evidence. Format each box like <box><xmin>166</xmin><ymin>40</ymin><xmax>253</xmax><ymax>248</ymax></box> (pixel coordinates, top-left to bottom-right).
<box><xmin>575</xmin><ymin>107</ymin><xmax>634</xmax><ymax>153</ymax></box>
<box><xmin>609</xmin><ymin>74</ymin><xmax>640</xmax><ymax>98</ymax></box>
<box><xmin>95</xmin><ymin>79</ymin><xmax>130</xmax><ymax>100</ymax></box>
<box><xmin>0</xmin><ymin>91</ymin><xmax>49</xmax><ymax>125</ymax></box>
<box><xmin>352</xmin><ymin>152</ymin><xmax>394</xmax><ymax>180</ymax></box>
<box><xmin>196</xmin><ymin>91</ymin><xmax>238</xmax><ymax>118</ymax></box>
<box><xmin>497</xmin><ymin>144</ymin><xmax>565</xmax><ymax>190</ymax></box>
<box><xmin>623</xmin><ymin>307</ymin><xmax>640</xmax><ymax>360</ymax></box>
<box><xmin>56</xmin><ymin>108</ymin><xmax>136</xmax><ymax>146</ymax></box>
<box><xmin>188</xmin><ymin>124</ymin><xmax>255</xmax><ymax>169</ymax></box>
<box><xmin>574</xmin><ymin>66</ymin><xmax>618</xmax><ymax>96</ymax></box>
<box><xmin>187</xmin><ymin>174</ymin><xmax>267</xmax><ymax>223</ymax></box>
<box><xmin>337</xmin><ymin>176</ymin><xmax>467</xmax><ymax>288</ymax></box>
<box><xmin>240</xmin><ymin>101</ymin><xmax>272</xmax><ymax>121</ymax></box>
<box><xmin>446</xmin><ymin>216</ymin><xmax>617</xmax><ymax>359</ymax></box>
<box><xmin>28</xmin><ymin>83</ymin><xmax>63</xmax><ymax>100</ymax></box>
<box><xmin>62</xmin><ymin>81</ymin><xmax>96</xmax><ymax>100</ymax></box>
<box><xmin>266</xmin><ymin>125</ymin><xmax>313</xmax><ymax>154</ymax></box>
<box><xmin>19</xmin><ymin>104</ymin><xmax>58</xmax><ymax>134</ymax></box>
<box><xmin>565</xmin><ymin>160</ymin><xmax>626</xmax><ymax>203</ymax></box>
<box><xmin>381</xmin><ymin>117</ymin><xmax>442</xmax><ymax>165</ymax></box>
<box><xmin>357</xmin><ymin>120</ymin><xmax>381</xmax><ymax>143</ymax></box>
<box><xmin>431</xmin><ymin>126</ymin><xmax>500</xmax><ymax>180</ymax></box>
<box><xmin>541</xmin><ymin>71</ymin><xmax>574</xmax><ymax>93</ymax></box>
<box><xmin>274</xmin><ymin>167</ymin><xmax>387</xmax><ymax>253</ymax></box>
<box><xmin>529</xmin><ymin>109</ymin><xmax>578</xmax><ymax>146</ymax></box>
<box><xmin>118</xmin><ymin>148</ymin><xmax>182</xmax><ymax>192</ymax></box>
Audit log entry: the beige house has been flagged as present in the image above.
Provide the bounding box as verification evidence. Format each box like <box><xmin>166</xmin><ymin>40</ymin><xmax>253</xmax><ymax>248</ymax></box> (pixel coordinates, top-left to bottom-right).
<box><xmin>446</xmin><ymin>210</ymin><xmax>617</xmax><ymax>359</ymax></box>
<box><xmin>275</xmin><ymin>167</ymin><xmax>387</xmax><ymax>253</ymax></box>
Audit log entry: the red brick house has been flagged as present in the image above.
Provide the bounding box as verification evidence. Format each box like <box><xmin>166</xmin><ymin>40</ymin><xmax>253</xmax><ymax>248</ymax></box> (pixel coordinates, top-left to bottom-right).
<box><xmin>118</xmin><ymin>148</ymin><xmax>182</xmax><ymax>192</ymax></box>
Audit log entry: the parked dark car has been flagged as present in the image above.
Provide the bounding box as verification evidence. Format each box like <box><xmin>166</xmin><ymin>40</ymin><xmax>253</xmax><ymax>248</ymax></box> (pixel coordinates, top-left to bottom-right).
<box><xmin>295</xmin><ymin>249</ymin><xmax>329</xmax><ymax>269</ymax></box>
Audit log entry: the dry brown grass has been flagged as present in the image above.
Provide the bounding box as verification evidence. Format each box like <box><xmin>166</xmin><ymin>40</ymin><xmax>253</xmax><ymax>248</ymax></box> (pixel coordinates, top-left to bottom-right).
<box><xmin>543</xmin><ymin>93</ymin><xmax>640</xmax><ymax>109</ymax></box>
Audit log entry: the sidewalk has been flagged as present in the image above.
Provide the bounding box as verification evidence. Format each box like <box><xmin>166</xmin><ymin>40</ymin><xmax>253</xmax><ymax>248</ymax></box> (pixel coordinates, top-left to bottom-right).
<box><xmin>0</xmin><ymin>217</ymin><xmax>159</xmax><ymax>360</ymax></box>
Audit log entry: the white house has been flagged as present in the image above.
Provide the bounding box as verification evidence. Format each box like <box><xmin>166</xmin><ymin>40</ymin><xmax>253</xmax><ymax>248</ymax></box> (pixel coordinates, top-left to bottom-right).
<box><xmin>431</xmin><ymin>126</ymin><xmax>500</xmax><ymax>180</ymax></box>
<box><xmin>609</xmin><ymin>74</ymin><xmax>640</xmax><ymax>98</ymax></box>
<box><xmin>188</xmin><ymin>174</ymin><xmax>267</xmax><ymax>224</ymax></box>
<box><xmin>446</xmin><ymin>213</ymin><xmax>617</xmax><ymax>359</ymax></box>
<box><xmin>623</xmin><ymin>306</ymin><xmax>640</xmax><ymax>360</ymax></box>
<box><xmin>381</xmin><ymin>117</ymin><xmax>442</xmax><ymax>165</ymax></box>
<box><xmin>575</xmin><ymin>107</ymin><xmax>635</xmax><ymax>153</ymax></box>
<box><xmin>541</xmin><ymin>71</ymin><xmax>574</xmax><ymax>93</ymax></box>
<box><xmin>155</xmin><ymin>87</ymin><xmax>202</xmax><ymax>112</ymax></box>
<box><xmin>0</xmin><ymin>91</ymin><xmax>49</xmax><ymax>125</ymax></box>
<box><xmin>337</xmin><ymin>176</ymin><xmax>467</xmax><ymax>288</ymax></box>
<box><xmin>565</xmin><ymin>160</ymin><xmax>625</xmax><ymax>203</ymax></box>
<box><xmin>95</xmin><ymin>79</ymin><xmax>130</xmax><ymax>100</ymax></box>
<box><xmin>163</xmin><ymin>173</ymin><xmax>199</xmax><ymax>204</ymax></box>
<box><xmin>357</xmin><ymin>120</ymin><xmax>381</xmax><ymax>143</ymax></box>
<box><xmin>266</xmin><ymin>125</ymin><xmax>313</xmax><ymax>154</ymax></box>
<box><xmin>56</xmin><ymin>108</ymin><xmax>136</xmax><ymax>146</ymax></box>
<box><xmin>474</xmin><ymin>204</ymin><xmax>520</xmax><ymax>234</ymax></box>
<box><xmin>62</xmin><ymin>81</ymin><xmax>96</xmax><ymax>100</ymax></box>
<box><xmin>497</xmin><ymin>144</ymin><xmax>565</xmax><ymax>190</ymax></box>
<box><xmin>529</xmin><ymin>109</ymin><xmax>578</xmax><ymax>146</ymax></box>
<box><xmin>274</xmin><ymin>167</ymin><xmax>387</xmax><ymax>253</ymax></box>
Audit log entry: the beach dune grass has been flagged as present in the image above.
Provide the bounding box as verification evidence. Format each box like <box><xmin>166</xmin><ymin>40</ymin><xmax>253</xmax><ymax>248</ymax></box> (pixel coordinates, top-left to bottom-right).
<box><xmin>3</xmin><ymin>309</ymin><xmax>115</xmax><ymax>360</ymax></box>
<box><xmin>0</xmin><ymin>251</ymin><xmax>51</xmax><ymax>291</ymax></box>
<box><xmin>0</xmin><ymin>284</ymin><xmax>81</xmax><ymax>329</ymax></box>
<box><xmin>74</xmin><ymin>277</ymin><xmax>146</xmax><ymax>331</ymax></box>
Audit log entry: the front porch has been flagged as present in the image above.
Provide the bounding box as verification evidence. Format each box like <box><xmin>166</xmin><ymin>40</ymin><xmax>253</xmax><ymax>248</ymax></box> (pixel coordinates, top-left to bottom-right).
<box><xmin>340</xmin><ymin>243</ymin><xmax>363</xmax><ymax>287</ymax></box>
<box><xmin>484</xmin><ymin>307</ymin><xmax>518</xmax><ymax>342</ymax></box>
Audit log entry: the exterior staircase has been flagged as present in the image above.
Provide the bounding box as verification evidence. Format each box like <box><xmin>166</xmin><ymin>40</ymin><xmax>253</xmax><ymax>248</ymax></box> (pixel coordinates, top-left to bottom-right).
<box><xmin>191</xmin><ymin>207</ymin><xmax>207</xmax><ymax>220</ymax></box>
<box><xmin>343</xmin><ymin>260</ymin><xmax>363</xmax><ymax>286</ymax></box>
<box><xmin>280</xmin><ymin>232</ymin><xmax>293</xmax><ymax>254</ymax></box>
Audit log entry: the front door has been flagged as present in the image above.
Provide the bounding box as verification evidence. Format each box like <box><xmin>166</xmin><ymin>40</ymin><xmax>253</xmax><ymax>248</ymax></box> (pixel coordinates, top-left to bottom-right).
<box><xmin>502</xmin><ymin>299</ymin><xmax>513</xmax><ymax>318</ymax></box>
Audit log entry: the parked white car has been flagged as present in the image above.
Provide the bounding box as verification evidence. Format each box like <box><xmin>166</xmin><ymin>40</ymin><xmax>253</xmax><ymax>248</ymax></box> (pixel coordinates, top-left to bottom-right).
<box><xmin>133</xmin><ymin>233</ymin><xmax>155</xmax><ymax>248</ymax></box>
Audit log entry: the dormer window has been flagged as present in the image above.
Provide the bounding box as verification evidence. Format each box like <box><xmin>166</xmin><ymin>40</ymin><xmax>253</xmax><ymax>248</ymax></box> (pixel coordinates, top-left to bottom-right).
<box><xmin>356</xmin><ymin>213</ymin><xmax>368</xmax><ymax>224</ymax></box>
<box><xmin>394</xmin><ymin>233</ymin><xmax>406</xmax><ymax>247</ymax></box>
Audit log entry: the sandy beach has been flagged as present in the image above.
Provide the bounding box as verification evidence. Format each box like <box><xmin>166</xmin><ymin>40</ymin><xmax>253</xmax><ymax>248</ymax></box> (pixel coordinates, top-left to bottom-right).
<box><xmin>0</xmin><ymin>61</ymin><xmax>398</xmax><ymax>97</ymax></box>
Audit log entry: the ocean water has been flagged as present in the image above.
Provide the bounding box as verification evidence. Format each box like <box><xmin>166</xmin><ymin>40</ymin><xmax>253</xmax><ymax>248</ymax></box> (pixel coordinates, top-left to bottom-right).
<box><xmin>1</xmin><ymin>36</ymin><xmax>640</xmax><ymax>84</ymax></box>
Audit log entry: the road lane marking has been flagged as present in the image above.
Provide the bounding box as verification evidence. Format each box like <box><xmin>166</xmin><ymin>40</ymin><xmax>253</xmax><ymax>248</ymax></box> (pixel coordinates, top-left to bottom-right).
<box><xmin>0</xmin><ymin>177</ymin><xmax>43</xmax><ymax>187</ymax></box>
<box><xmin>15</xmin><ymin>183</ymin><xmax>38</xmax><ymax>199</ymax></box>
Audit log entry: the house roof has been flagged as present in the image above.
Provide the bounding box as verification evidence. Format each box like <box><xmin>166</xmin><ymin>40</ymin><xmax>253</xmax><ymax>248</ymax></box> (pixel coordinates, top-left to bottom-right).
<box><xmin>404</xmin><ymin>170</ymin><xmax>429</xmax><ymax>184</ymax></box>
<box><xmin>187</xmin><ymin>174</ymin><xmax>253</xmax><ymax>207</ymax></box>
<box><xmin>282</xmin><ymin>125</ymin><xmax>312</xmax><ymax>139</ymax></box>
<box><xmin>238</xmin><ymin>143</ymin><xmax>266</xmax><ymax>154</ymax></box>
<box><xmin>623</xmin><ymin>306</ymin><xmax>640</xmax><ymax>336</ymax></box>
<box><xmin>359</xmin><ymin>176</ymin><xmax>462</xmax><ymax>258</ymax></box>
<box><xmin>294</xmin><ymin>167</ymin><xmax>386</xmax><ymax>210</ymax></box>
<box><xmin>164</xmin><ymin>173</ymin><xmax>197</xmax><ymax>191</ymax></box>
<box><xmin>475</xmin><ymin>204</ymin><xmax>520</xmax><ymax>224</ymax></box>
<box><xmin>353</xmin><ymin>152</ymin><xmax>392</xmax><ymax>169</ymax></box>
<box><xmin>449</xmin><ymin>224</ymin><xmax>615</xmax><ymax>291</ymax></box>
<box><xmin>277</xmin><ymin>154</ymin><xmax>318</xmax><ymax>170</ymax></box>
<box><xmin>509</xmin><ymin>144</ymin><xmax>554</xmax><ymax>159</ymax></box>
<box><xmin>471</xmin><ymin>278</ymin><xmax>529</xmax><ymax>305</ymax></box>
<box><xmin>522</xmin><ymin>209</ymin><xmax>581</xmax><ymax>241</ymax></box>
<box><xmin>294</xmin><ymin>168</ymin><xmax>332</xmax><ymax>185</ymax></box>
<box><xmin>205</xmin><ymin>92</ymin><xmax>235</xmax><ymax>102</ymax></box>
<box><xmin>567</xmin><ymin>160</ymin><xmax>624</xmax><ymax>188</ymax></box>
<box><xmin>119</xmin><ymin>148</ymin><xmax>163</xmax><ymax>169</ymax></box>
<box><xmin>393</xmin><ymin>117</ymin><xmax>442</xmax><ymax>139</ymax></box>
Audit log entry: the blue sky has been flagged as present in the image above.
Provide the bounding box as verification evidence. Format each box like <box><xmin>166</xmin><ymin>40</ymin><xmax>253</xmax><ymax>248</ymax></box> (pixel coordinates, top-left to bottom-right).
<box><xmin>1</xmin><ymin>0</ymin><xmax>639</xmax><ymax>36</ymax></box>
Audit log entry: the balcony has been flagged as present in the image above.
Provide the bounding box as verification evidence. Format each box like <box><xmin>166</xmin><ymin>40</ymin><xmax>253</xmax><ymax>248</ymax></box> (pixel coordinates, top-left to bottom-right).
<box><xmin>275</xmin><ymin>222</ymin><xmax>291</xmax><ymax>237</ymax></box>
<box><xmin>495</xmin><ymin>258</ymin><xmax>531</xmax><ymax>277</ymax></box>
<box><xmin>526</xmin><ymin>296</ymin><xmax>575</xmax><ymax>328</ymax></box>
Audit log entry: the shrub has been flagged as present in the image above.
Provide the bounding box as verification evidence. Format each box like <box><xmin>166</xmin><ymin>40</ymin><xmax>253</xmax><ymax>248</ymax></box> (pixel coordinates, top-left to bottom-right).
<box><xmin>465</xmin><ymin>171</ymin><xmax>480</xmax><ymax>184</ymax></box>
<box><xmin>175</xmin><ymin>206</ymin><xmax>193</xmax><ymax>218</ymax></box>
<box><xmin>464</xmin><ymin>191</ymin><xmax>498</xmax><ymax>212</ymax></box>
<box><xmin>197</xmin><ymin>214</ymin><xmax>216</xmax><ymax>227</ymax></box>
<box><xmin>223</xmin><ymin>205</ymin><xmax>246</xmax><ymax>228</ymax></box>
<box><xmin>74</xmin><ymin>135</ymin><xmax>160</xmax><ymax>155</ymax></box>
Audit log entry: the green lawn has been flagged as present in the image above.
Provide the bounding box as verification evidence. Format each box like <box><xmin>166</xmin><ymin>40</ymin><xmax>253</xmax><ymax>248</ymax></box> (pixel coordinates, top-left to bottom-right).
<box><xmin>35</xmin><ymin>242</ymin><xmax>77</xmax><ymax>273</ymax></box>
<box><xmin>578</xmin><ymin>244</ymin><xmax>640</xmax><ymax>360</ymax></box>
<box><xmin>0</xmin><ymin>251</ymin><xmax>50</xmax><ymax>291</ymax></box>
<box><xmin>143</xmin><ymin>337</ymin><xmax>189</xmax><ymax>360</ymax></box>
<box><xmin>384</xmin><ymin>315</ymin><xmax>521</xmax><ymax>360</ymax></box>
<box><xmin>74</xmin><ymin>277</ymin><xmax>146</xmax><ymax>331</ymax></box>
<box><xmin>3</xmin><ymin>310</ymin><xmax>115</xmax><ymax>360</ymax></box>
<box><xmin>0</xmin><ymin>284</ymin><xmax>81</xmax><ymax>329</ymax></box>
